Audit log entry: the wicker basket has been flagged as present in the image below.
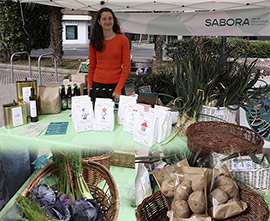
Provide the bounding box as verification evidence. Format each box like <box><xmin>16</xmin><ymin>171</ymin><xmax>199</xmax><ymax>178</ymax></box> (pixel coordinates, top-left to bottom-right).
<box><xmin>136</xmin><ymin>187</ymin><xmax>269</xmax><ymax>221</ymax></box>
<box><xmin>82</xmin><ymin>150</ymin><xmax>114</xmax><ymax>185</ymax></box>
<box><xmin>186</xmin><ymin>121</ymin><xmax>264</xmax><ymax>155</ymax></box>
<box><xmin>197</xmin><ymin>105</ymin><xmax>237</xmax><ymax>124</ymax></box>
<box><xmin>209</xmin><ymin>152</ymin><xmax>270</xmax><ymax>192</ymax></box>
<box><xmin>20</xmin><ymin>160</ymin><xmax>119</xmax><ymax>221</ymax></box>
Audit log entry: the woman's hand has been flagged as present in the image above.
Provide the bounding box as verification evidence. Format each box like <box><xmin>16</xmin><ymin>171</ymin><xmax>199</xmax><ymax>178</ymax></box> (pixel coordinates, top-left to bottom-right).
<box><xmin>112</xmin><ymin>92</ymin><xmax>120</xmax><ymax>102</ymax></box>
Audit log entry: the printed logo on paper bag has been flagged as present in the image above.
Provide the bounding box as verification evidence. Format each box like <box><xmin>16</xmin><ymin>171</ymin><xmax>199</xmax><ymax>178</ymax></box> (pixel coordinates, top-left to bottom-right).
<box><xmin>141</xmin><ymin>121</ymin><xmax>148</xmax><ymax>132</ymax></box>
<box><xmin>101</xmin><ymin>107</ymin><xmax>107</xmax><ymax>120</ymax></box>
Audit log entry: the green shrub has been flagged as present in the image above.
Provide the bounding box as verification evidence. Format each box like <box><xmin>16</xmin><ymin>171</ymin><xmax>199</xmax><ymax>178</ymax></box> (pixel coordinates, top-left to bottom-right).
<box><xmin>248</xmin><ymin>41</ymin><xmax>270</xmax><ymax>58</ymax></box>
<box><xmin>134</xmin><ymin>69</ymin><xmax>177</xmax><ymax>104</ymax></box>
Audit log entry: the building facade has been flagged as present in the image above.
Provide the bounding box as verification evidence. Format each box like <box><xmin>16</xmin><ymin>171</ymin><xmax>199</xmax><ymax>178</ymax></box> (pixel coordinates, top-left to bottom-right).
<box><xmin>62</xmin><ymin>10</ymin><xmax>91</xmax><ymax>45</ymax></box>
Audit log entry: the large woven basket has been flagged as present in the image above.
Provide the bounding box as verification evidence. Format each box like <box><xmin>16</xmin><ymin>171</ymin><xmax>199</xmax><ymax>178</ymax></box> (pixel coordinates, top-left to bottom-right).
<box><xmin>82</xmin><ymin>150</ymin><xmax>114</xmax><ymax>185</ymax></box>
<box><xmin>136</xmin><ymin>187</ymin><xmax>269</xmax><ymax>221</ymax></box>
<box><xmin>186</xmin><ymin>121</ymin><xmax>264</xmax><ymax>155</ymax></box>
<box><xmin>197</xmin><ymin>105</ymin><xmax>237</xmax><ymax>124</ymax></box>
<box><xmin>20</xmin><ymin>160</ymin><xmax>119</xmax><ymax>221</ymax></box>
<box><xmin>209</xmin><ymin>152</ymin><xmax>270</xmax><ymax>192</ymax></box>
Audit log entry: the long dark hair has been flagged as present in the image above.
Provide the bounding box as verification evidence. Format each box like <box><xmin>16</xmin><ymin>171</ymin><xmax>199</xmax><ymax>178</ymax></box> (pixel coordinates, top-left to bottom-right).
<box><xmin>90</xmin><ymin>7</ymin><xmax>121</xmax><ymax>51</ymax></box>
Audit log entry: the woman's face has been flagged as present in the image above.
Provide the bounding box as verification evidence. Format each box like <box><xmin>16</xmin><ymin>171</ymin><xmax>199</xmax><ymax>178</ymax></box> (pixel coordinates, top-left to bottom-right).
<box><xmin>98</xmin><ymin>11</ymin><xmax>114</xmax><ymax>31</ymax></box>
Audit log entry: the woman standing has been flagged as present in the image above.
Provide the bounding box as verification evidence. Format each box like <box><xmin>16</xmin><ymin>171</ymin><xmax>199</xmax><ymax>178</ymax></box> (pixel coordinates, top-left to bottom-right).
<box><xmin>88</xmin><ymin>7</ymin><xmax>131</xmax><ymax>102</ymax></box>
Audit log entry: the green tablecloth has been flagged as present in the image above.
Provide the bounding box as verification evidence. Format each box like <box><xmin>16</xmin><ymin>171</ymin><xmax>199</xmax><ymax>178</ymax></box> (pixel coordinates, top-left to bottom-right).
<box><xmin>0</xmin><ymin>165</ymin><xmax>135</xmax><ymax>221</ymax></box>
<box><xmin>0</xmin><ymin>110</ymin><xmax>187</xmax><ymax>221</ymax></box>
<box><xmin>0</xmin><ymin>110</ymin><xmax>188</xmax><ymax>152</ymax></box>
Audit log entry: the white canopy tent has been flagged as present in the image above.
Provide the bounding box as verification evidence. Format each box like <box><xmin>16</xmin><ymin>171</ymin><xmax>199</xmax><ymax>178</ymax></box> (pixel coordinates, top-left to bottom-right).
<box><xmin>17</xmin><ymin>0</ymin><xmax>269</xmax><ymax>12</ymax></box>
<box><xmin>17</xmin><ymin>0</ymin><xmax>270</xmax><ymax>36</ymax></box>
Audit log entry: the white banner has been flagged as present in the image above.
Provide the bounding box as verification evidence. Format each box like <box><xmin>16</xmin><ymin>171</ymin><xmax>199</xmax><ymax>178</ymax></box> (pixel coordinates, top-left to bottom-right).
<box><xmin>117</xmin><ymin>8</ymin><xmax>270</xmax><ymax>36</ymax></box>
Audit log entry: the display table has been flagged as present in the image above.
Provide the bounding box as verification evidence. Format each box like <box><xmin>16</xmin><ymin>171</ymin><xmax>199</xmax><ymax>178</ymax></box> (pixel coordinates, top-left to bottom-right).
<box><xmin>0</xmin><ymin>110</ymin><xmax>188</xmax><ymax>158</ymax></box>
<box><xmin>0</xmin><ymin>165</ymin><xmax>136</xmax><ymax>221</ymax></box>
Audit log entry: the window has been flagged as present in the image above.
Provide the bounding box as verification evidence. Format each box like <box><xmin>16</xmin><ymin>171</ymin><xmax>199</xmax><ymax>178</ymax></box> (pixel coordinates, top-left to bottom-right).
<box><xmin>66</xmin><ymin>25</ymin><xmax>78</xmax><ymax>40</ymax></box>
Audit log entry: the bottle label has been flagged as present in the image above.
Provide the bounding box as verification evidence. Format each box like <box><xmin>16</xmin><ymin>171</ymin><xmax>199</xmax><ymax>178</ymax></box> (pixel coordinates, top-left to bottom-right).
<box><xmin>62</xmin><ymin>98</ymin><xmax>68</xmax><ymax>110</ymax></box>
<box><xmin>68</xmin><ymin>98</ymin><xmax>72</xmax><ymax>109</ymax></box>
<box><xmin>30</xmin><ymin>100</ymin><xmax>37</xmax><ymax>117</ymax></box>
<box><xmin>22</xmin><ymin>87</ymin><xmax>31</xmax><ymax>116</ymax></box>
<box><xmin>12</xmin><ymin>106</ymin><xmax>23</xmax><ymax>127</ymax></box>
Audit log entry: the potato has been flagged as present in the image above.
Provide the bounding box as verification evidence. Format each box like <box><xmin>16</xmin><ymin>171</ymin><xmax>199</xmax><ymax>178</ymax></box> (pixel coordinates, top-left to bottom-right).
<box><xmin>191</xmin><ymin>176</ymin><xmax>205</xmax><ymax>191</ymax></box>
<box><xmin>173</xmin><ymin>200</ymin><xmax>191</xmax><ymax>218</ymax></box>
<box><xmin>160</xmin><ymin>178</ymin><xmax>175</xmax><ymax>197</ymax></box>
<box><xmin>208</xmin><ymin>188</ymin><xmax>229</xmax><ymax>207</ymax></box>
<box><xmin>175</xmin><ymin>180</ymin><xmax>192</xmax><ymax>200</ymax></box>
<box><xmin>227</xmin><ymin>198</ymin><xmax>241</xmax><ymax>203</ymax></box>
<box><xmin>190</xmin><ymin>214</ymin><xmax>209</xmax><ymax>218</ymax></box>
<box><xmin>188</xmin><ymin>190</ymin><xmax>206</xmax><ymax>214</ymax></box>
<box><xmin>214</xmin><ymin>176</ymin><xmax>239</xmax><ymax>198</ymax></box>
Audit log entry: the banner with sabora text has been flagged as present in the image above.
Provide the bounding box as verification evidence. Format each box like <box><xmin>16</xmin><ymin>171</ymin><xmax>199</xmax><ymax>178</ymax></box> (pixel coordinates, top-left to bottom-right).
<box><xmin>116</xmin><ymin>8</ymin><xmax>270</xmax><ymax>36</ymax></box>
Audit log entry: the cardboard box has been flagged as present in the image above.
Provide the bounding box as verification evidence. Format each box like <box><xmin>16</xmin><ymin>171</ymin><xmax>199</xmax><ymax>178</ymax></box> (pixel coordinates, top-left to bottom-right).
<box><xmin>137</xmin><ymin>95</ymin><xmax>163</xmax><ymax>106</ymax></box>
<box><xmin>71</xmin><ymin>73</ymin><xmax>88</xmax><ymax>87</ymax></box>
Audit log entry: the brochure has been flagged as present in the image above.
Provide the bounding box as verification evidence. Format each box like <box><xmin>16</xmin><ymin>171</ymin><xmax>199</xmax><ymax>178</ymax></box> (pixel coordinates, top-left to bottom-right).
<box><xmin>18</xmin><ymin>122</ymin><xmax>50</xmax><ymax>137</ymax></box>
<box><xmin>45</xmin><ymin>122</ymin><xmax>69</xmax><ymax>135</ymax></box>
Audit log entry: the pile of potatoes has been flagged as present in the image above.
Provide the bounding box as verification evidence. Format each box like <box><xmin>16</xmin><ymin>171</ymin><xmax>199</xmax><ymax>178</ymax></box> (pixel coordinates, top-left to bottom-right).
<box><xmin>161</xmin><ymin>176</ymin><xmax>208</xmax><ymax>219</ymax></box>
<box><xmin>208</xmin><ymin>174</ymin><xmax>239</xmax><ymax>208</ymax></box>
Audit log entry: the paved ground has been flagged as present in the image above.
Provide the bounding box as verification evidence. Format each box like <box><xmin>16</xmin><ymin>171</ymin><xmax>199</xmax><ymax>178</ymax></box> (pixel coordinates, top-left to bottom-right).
<box><xmin>0</xmin><ymin>69</ymin><xmax>65</xmax><ymax>127</ymax></box>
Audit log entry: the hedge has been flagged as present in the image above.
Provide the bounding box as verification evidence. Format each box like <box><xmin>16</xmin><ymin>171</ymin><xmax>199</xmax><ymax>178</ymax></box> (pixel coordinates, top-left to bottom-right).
<box><xmin>165</xmin><ymin>37</ymin><xmax>270</xmax><ymax>60</ymax></box>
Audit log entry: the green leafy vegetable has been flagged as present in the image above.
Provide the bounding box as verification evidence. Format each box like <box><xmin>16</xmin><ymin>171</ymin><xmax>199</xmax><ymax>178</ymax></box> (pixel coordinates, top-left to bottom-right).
<box><xmin>17</xmin><ymin>196</ymin><xmax>58</xmax><ymax>221</ymax></box>
<box><xmin>52</xmin><ymin>149</ymin><xmax>93</xmax><ymax>201</ymax></box>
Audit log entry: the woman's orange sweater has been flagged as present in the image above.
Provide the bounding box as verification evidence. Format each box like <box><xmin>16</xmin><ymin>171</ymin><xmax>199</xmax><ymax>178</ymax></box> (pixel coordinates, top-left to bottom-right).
<box><xmin>88</xmin><ymin>34</ymin><xmax>131</xmax><ymax>95</ymax></box>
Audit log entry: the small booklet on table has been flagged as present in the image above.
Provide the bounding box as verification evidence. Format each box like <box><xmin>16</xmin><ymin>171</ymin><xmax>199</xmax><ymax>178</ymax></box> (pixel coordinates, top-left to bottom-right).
<box><xmin>45</xmin><ymin>122</ymin><xmax>69</xmax><ymax>135</ymax></box>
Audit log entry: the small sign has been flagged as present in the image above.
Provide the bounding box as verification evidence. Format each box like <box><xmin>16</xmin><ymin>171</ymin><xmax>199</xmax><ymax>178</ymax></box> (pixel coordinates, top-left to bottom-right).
<box><xmin>232</xmin><ymin>157</ymin><xmax>253</xmax><ymax>171</ymax></box>
<box><xmin>45</xmin><ymin>122</ymin><xmax>69</xmax><ymax>135</ymax></box>
<box><xmin>215</xmin><ymin>108</ymin><xmax>225</xmax><ymax>116</ymax></box>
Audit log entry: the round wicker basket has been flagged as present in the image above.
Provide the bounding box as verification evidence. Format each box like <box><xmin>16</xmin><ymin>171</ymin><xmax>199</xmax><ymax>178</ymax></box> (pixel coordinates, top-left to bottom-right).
<box><xmin>186</xmin><ymin>121</ymin><xmax>264</xmax><ymax>155</ymax></box>
<box><xmin>136</xmin><ymin>187</ymin><xmax>269</xmax><ymax>221</ymax></box>
<box><xmin>20</xmin><ymin>160</ymin><xmax>119</xmax><ymax>221</ymax></box>
<box><xmin>82</xmin><ymin>150</ymin><xmax>114</xmax><ymax>185</ymax></box>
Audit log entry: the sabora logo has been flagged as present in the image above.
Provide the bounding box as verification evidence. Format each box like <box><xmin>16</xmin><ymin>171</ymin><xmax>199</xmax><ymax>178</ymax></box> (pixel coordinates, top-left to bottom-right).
<box><xmin>205</xmin><ymin>18</ymin><xmax>250</xmax><ymax>26</ymax></box>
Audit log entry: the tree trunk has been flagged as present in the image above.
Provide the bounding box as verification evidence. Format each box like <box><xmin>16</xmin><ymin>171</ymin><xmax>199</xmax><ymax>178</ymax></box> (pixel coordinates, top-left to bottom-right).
<box><xmin>49</xmin><ymin>7</ymin><xmax>63</xmax><ymax>67</ymax></box>
<box><xmin>154</xmin><ymin>35</ymin><xmax>164</xmax><ymax>69</ymax></box>
<box><xmin>0</xmin><ymin>37</ymin><xmax>11</xmax><ymax>63</ymax></box>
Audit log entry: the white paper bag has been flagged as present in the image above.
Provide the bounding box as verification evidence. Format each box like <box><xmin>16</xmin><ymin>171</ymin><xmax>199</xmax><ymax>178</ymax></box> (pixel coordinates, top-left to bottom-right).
<box><xmin>94</xmin><ymin>98</ymin><xmax>115</xmax><ymax>131</ymax></box>
<box><xmin>123</xmin><ymin>104</ymin><xmax>144</xmax><ymax>134</ymax></box>
<box><xmin>154</xmin><ymin>105</ymin><xmax>173</xmax><ymax>140</ymax></box>
<box><xmin>150</xmin><ymin>108</ymin><xmax>171</xmax><ymax>143</ymax></box>
<box><xmin>133</xmin><ymin>111</ymin><xmax>157</xmax><ymax>147</ymax></box>
<box><xmin>72</xmin><ymin>96</ymin><xmax>94</xmax><ymax>132</ymax></box>
<box><xmin>137</xmin><ymin>103</ymin><xmax>151</xmax><ymax>112</ymax></box>
<box><xmin>118</xmin><ymin>95</ymin><xmax>137</xmax><ymax>125</ymax></box>
<box><xmin>135</xmin><ymin>162</ymin><xmax>152</xmax><ymax>206</ymax></box>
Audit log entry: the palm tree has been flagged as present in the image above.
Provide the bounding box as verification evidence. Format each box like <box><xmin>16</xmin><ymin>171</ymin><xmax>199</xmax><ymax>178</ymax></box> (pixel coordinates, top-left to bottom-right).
<box><xmin>154</xmin><ymin>35</ymin><xmax>164</xmax><ymax>69</ymax></box>
<box><xmin>49</xmin><ymin>6</ymin><xmax>63</xmax><ymax>66</ymax></box>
